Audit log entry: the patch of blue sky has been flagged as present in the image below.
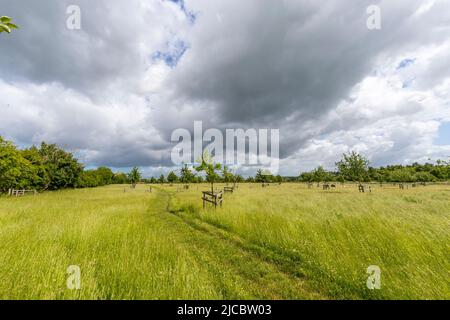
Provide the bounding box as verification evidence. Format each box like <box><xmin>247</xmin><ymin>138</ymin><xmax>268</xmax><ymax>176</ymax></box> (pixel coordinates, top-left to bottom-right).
<box><xmin>402</xmin><ymin>78</ymin><xmax>415</xmax><ymax>88</ymax></box>
<box><xmin>152</xmin><ymin>40</ymin><xmax>189</xmax><ymax>68</ymax></box>
<box><xmin>434</xmin><ymin>122</ymin><xmax>450</xmax><ymax>145</ymax></box>
<box><xmin>14</xmin><ymin>141</ymin><xmax>33</xmax><ymax>150</ymax></box>
<box><xmin>167</xmin><ymin>0</ymin><xmax>197</xmax><ymax>23</ymax></box>
<box><xmin>397</xmin><ymin>58</ymin><xmax>415</xmax><ymax>70</ymax></box>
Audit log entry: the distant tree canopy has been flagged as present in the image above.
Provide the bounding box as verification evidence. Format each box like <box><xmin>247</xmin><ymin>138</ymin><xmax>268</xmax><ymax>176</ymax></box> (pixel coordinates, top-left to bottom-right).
<box><xmin>299</xmin><ymin>152</ymin><xmax>450</xmax><ymax>183</ymax></box>
<box><xmin>37</xmin><ymin>142</ymin><xmax>84</xmax><ymax>190</ymax></box>
<box><xmin>1</xmin><ymin>136</ymin><xmax>448</xmax><ymax>194</ymax></box>
<box><xmin>336</xmin><ymin>151</ymin><xmax>369</xmax><ymax>183</ymax></box>
<box><xmin>0</xmin><ymin>136</ymin><xmax>131</xmax><ymax>192</ymax></box>
<box><xmin>0</xmin><ymin>138</ymin><xmax>83</xmax><ymax>192</ymax></box>
<box><xmin>0</xmin><ymin>137</ymin><xmax>36</xmax><ymax>192</ymax></box>
<box><xmin>76</xmin><ymin>167</ymin><xmax>120</xmax><ymax>188</ymax></box>
<box><xmin>145</xmin><ymin>155</ymin><xmax>449</xmax><ymax>185</ymax></box>
<box><xmin>314</xmin><ymin>166</ymin><xmax>333</xmax><ymax>183</ymax></box>
<box><xmin>113</xmin><ymin>172</ymin><xmax>129</xmax><ymax>184</ymax></box>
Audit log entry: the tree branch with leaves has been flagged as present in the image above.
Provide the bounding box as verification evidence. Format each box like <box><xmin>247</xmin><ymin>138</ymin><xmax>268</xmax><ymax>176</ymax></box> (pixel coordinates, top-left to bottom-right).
<box><xmin>0</xmin><ymin>16</ymin><xmax>18</xmax><ymax>34</ymax></box>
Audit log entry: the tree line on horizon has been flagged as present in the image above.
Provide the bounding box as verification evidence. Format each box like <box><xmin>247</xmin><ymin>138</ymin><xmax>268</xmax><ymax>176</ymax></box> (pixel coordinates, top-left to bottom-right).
<box><xmin>0</xmin><ymin>136</ymin><xmax>136</xmax><ymax>193</ymax></box>
<box><xmin>152</xmin><ymin>152</ymin><xmax>450</xmax><ymax>185</ymax></box>
<box><xmin>298</xmin><ymin>152</ymin><xmax>450</xmax><ymax>184</ymax></box>
<box><xmin>1</xmin><ymin>137</ymin><xmax>449</xmax><ymax>193</ymax></box>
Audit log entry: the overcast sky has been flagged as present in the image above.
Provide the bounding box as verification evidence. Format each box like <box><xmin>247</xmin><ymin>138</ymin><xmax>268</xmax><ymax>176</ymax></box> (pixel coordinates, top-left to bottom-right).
<box><xmin>1</xmin><ymin>0</ymin><xmax>449</xmax><ymax>176</ymax></box>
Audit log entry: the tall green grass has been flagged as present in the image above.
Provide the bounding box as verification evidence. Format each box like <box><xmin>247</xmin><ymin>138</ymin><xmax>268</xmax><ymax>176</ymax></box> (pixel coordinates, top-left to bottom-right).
<box><xmin>171</xmin><ymin>183</ymin><xmax>450</xmax><ymax>299</ymax></box>
<box><xmin>0</xmin><ymin>183</ymin><xmax>448</xmax><ymax>299</ymax></box>
<box><xmin>0</xmin><ymin>186</ymin><xmax>219</xmax><ymax>299</ymax></box>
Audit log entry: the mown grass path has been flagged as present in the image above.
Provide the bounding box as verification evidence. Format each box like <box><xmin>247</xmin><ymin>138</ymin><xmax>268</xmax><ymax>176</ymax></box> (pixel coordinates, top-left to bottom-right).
<box><xmin>151</xmin><ymin>188</ymin><xmax>327</xmax><ymax>299</ymax></box>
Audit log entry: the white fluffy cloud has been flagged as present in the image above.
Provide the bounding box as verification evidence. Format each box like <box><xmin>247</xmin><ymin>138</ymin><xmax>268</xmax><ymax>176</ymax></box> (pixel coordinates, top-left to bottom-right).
<box><xmin>0</xmin><ymin>0</ymin><xmax>449</xmax><ymax>175</ymax></box>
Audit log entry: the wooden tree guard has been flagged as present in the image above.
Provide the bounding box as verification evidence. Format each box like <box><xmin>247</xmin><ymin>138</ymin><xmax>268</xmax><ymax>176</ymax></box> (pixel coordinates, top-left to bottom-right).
<box><xmin>224</xmin><ymin>186</ymin><xmax>234</xmax><ymax>193</ymax></box>
<box><xmin>202</xmin><ymin>190</ymin><xmax>223</xmax><ymax>208</ymax></box>
<box><xmin>8</xmin><ymin>189</ymin><xmax>37</xmax><ymax>197</ymax></box>
<box><xmin>262</xmin><ymin>183</ymin><xmax>270</xmax><ymax>188</ymax></box>
<box><xmin>177</xmin><ymin>185</ymin><xmax>189</xmax><ymax>192</ymax></box>
<box><xmin>358</xmin><ymin>184</ymin><xmax>372</xmax><ymax>193</ymax></box>
<box><xmin>399</xmin><ymin>183</ymin><xmax>407</xmax><ymax>190</ymax></box>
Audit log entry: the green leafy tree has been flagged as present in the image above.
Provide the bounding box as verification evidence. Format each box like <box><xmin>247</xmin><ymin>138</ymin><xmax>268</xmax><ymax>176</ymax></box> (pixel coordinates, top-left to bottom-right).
<box><xmin>222</xmin><ymin>165</ymin><xmax>234</xmax><ymax>184</ymax></box>
<box><xmin>77</xmin><ymin>170</ymin><xmax>101</xmax><ymax>188</ymax></box>
<box><xmin>167</xmin><ymin>171</ymin><xmax>179</xmax><ymax>183</ymax></box>
<box><xmin>158</xmin><ymin>174</ymin><xmax>166</xmax><ymax>184</ymax></box>
<box><xmin>336</xmin><ymin>151</ymin><xmax>369</xmax><ymax>184</ymax></box>
<box><xmin>414</xmin><ymin>171</ymin><xmax>436</xmax><ymax>183</ymax></box>
<box><xmin>180</xmin><ymin>164</ymin><xmax>195</xmax><ymax>184</ymax></box>
<box><xmin>38</xmin><ymin>142</ymin><xmax>83</xmax><ymax>190</ymax></box>
<box><xmin>255</xmin><ymin>169</ymin><xmax>274</xmax><ymax>183</ymax></box>
<box><xmin>0</xmin><ymin>16</ymin><xmax>18</xmax><ymax>34</ymax></box>
<box><xmin>388</xmin><ymin>168</ymin><xmax>416</xmax><ymax>182</ymax></box>
<box><xmin>311</xmin><ymin>166</ymin><xmax>329</xmax><ymax>183</ymax></box>
<box><xmin>255</xmin><ymin>169</ymin><xmax>264</xmax><ymax>183</ymax></box>
<box><xmin>299</xmin><ymin>171</ymin><xmax>313</xmax><ymax>182</ymax></box>
<box><xmin>96</xmin><ymin>167</ymin><xmax>114</xmax><ymax>186</ymax></box>
<box><xmin>0</xmin><ymin>137</ymin><xmax>36</xmax><ymax>192</ymax></box>
<box><xmin>128</xmin><ymin>167</ymin><xmax>141</xmax><ymax>188</ymax></box>
<box><xmin>21</xmin><ymin>146</ymin><xmax>50</xmax><ymax>189</ymax></box>
<box><xmin>113</xmin><ymin>172</ymin><xmax>129</xmax><ymax>184</ymax></box>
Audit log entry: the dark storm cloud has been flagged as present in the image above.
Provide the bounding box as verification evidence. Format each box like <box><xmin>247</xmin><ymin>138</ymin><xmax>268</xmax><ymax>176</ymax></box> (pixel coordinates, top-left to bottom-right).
<box><xmin>169</xmin><ymin>0</ymin><xmax>450</xmax><ymax>155</ymax></box>
<box><xmin>0</xmin><ymin>0</ymin><xmax>177</xmax><ymax>96</ymax></box>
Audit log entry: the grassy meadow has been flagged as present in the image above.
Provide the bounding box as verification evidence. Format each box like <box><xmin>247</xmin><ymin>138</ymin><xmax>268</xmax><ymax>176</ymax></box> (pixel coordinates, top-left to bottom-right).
<box><xmin>0</xmin><ymin>183</ymin><xmax>448</xmax><ymax>299</ymax></box>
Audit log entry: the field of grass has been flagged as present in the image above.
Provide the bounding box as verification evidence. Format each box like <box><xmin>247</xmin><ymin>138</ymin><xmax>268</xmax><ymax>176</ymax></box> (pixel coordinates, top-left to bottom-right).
<box><xmin>0</xmin><ymin>183</ymin><xmax>448</xmax><ymax>299</ymax></box>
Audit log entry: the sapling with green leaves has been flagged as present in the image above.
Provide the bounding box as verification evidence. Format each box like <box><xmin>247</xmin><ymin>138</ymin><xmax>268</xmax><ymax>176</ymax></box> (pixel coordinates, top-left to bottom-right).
<box><xmin>180</xmin><ymin>164</ymin><xmax>195</xmax><ymax>184</ymax></box>
<box><xmin>128</xmin><ymin>167</ymin><xmax>141</xmax><ymax>189</ymax></box>
<box><xmin>222</xmin><ymin>165</ymin><xmax>234</xmax><ymax>185</ymax></box>
<box><xmin>195</xmin><ymin>152</ymin><xmax>222</xmax><ymax>194</ymax></box>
